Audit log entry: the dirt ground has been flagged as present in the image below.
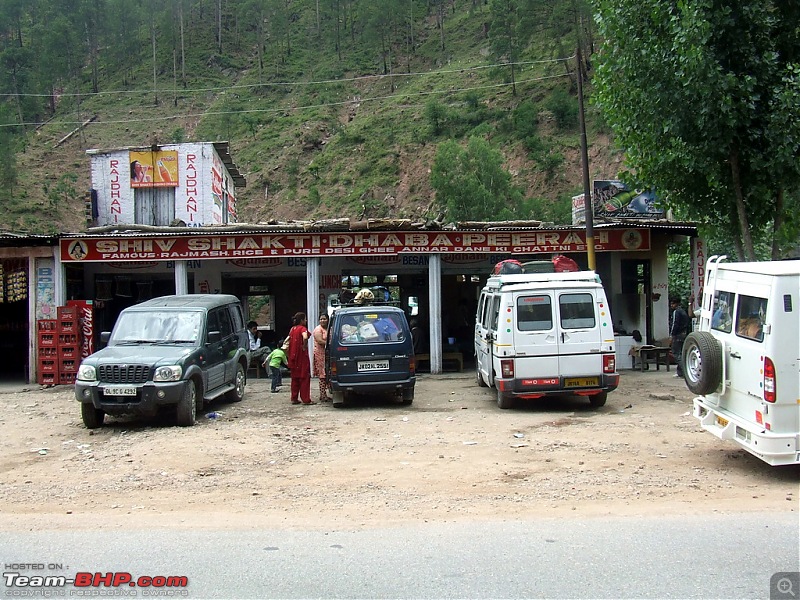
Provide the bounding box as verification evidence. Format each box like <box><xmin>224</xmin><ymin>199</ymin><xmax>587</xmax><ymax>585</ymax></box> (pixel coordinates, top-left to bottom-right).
<box><xmin>0</xmin><ymin>369</ymin><xmax>797</xmax><ymax>531</ymax></box>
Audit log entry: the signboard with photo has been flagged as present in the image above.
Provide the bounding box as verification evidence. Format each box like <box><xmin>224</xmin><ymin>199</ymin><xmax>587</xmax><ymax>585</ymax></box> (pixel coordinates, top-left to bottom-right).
<box><xmin>592</xmin><ymin>180</ymin><xmax>665</xmax><ymax>219</ymax></box>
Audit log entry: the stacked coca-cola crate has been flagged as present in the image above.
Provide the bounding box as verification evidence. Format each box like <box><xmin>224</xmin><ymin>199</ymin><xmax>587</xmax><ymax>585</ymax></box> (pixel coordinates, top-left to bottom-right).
<box><xmin>37</xmin><ymin>306</ymin><xmax>81</xmax><ymax>385</ymax></box>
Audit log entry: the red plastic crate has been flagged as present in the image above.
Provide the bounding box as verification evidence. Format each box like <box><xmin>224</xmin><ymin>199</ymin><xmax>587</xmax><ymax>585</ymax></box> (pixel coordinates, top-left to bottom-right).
<box><xmin>58</xmin><ymin>345</ymin><xmax>78</xmax><ymax>360</ymax></box>
<box><xmin>38</xmin><ymin>358</ymin><xmax>57</xmax><ymax>373</ymax></box>
<box><xmin>38</xmin><ymin>332</ymin><xmax>56</xmax><ymax>347</ymax></box>
<box><xmin>58</xmin><ymin>333</ymin><xmax>78</xmax><ymax>346</ymax></box>
<box><xmin>57</xmin><ymin>306</ymin><xmax>77</xmax><ymax>320</ymax></box>
<box><xmin>38</xmin><ymin>346</ymin><xmax>58</xmax><ymax>359</ymax></box>
<box><xmin>58</xmin><ymin>319</ymin><xmax>77</xmax><ymax>334</ymax></box>
<box><xmin>59</xmin><ymin>358</ymin><xmax>78</xmax><ymax>373</ymax></box>
<box><xmin>38</xmin><ymin>319</ymin><xmax>57</xmax><ymax>332</ymax></box>
<box><xmin>38</xmin><ymin>372</ymin><xmax>56</xmax><ymax>386</ymax></box>
<box><xmin>59</xmin><ymin>372</ymin><xmax>77</xmax><ymax>385</ymax></box>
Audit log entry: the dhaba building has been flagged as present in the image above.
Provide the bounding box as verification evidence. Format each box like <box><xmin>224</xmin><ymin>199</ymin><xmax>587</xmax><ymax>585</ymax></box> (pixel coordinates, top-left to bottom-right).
<box><xmin>5</xmin><ymin>142</ymin><xmax>700</xmax><ymax>382</ymax></box>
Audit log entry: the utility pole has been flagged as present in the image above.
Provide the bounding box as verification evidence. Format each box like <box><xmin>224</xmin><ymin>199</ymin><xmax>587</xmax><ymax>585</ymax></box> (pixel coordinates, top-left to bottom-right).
<box><xmin>576</xmin><ymin>42</ymin><xmax>596</xmax><ymax>270</ymax></box>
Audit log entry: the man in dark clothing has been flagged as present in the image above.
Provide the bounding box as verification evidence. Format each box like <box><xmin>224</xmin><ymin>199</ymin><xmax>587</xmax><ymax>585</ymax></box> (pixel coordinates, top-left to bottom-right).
<box><xmin>669</xmin><ymin>296</ymin><xmax>690</xmax><ymax>378</ymax></box>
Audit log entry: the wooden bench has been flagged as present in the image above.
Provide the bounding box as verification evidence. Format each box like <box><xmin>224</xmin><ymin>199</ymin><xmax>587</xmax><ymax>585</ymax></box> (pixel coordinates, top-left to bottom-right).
<box><xmin>416</xmin><ymin>352</ymin><xmax>463</xmax><ymax>372</ymax></box>
<box><xmin>637</xmin><ymin>346</ymin><xmax>671</xmax><ymax>372</ymax></box>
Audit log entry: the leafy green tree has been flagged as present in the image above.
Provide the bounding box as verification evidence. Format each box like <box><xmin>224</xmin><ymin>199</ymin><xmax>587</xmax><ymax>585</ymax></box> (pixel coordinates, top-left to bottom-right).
<box><xmin>431</xmin><ymin>136</ymin><xmax>524</xmax><ymax>221</ymax></box>
<box><xmin>594</xmin><ymin>0</ymin><xmax>800</xmax><ymax>260</ymax></box>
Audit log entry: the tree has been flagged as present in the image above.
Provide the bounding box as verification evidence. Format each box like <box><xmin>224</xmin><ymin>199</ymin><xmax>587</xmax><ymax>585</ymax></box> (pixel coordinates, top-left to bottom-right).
<box><xmin>431</xmin><ymin>136</ymin><xmax>525</xmax><ymax>221</ymax></box>
<box><xmin>594</xmin><ymin>0</ymin><xmax>800</xmax><ymax>260</ymax></box>
<box><xmin>488</xmin><ymin>0</ymin><xmax>521</xmax><ymax>95</ymax></box>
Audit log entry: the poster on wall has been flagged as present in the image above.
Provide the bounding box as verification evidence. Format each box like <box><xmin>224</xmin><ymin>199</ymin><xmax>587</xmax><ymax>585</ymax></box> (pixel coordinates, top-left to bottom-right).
<box><xmin>35</xmin><ymin>259</ymin><xmax>56</xmax><ymax>319</ymax></box>
<box><xmin>593</xmin><ymin>180</ymin><xmax>665</xmax><ymax>219</ymax></box>
<box><xmin>129</xmin><ymin>150</ymin><xmax>179</xmax><ymax>188</ymax></box>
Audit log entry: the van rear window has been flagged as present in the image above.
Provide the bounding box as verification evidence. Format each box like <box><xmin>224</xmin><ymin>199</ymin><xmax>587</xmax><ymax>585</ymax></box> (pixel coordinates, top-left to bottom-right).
<box><xmin>517</xmin><ymin>295</ymin><xmax>552</xmax><ymax>331</ymax></box>
<box><xmin>559</xmin><ymin>293</ymin><xmax>596</xmax><ymax>329</ymax></box>
<box><xmin>735</xmin><ymin>295</ymin><xmax>767</xmax><ymax>342</ymax></box>
<box><xmin>338</xmin><ymin>313</ymin><xmax>405</xmax><ymax>344</ymax></box>
<box><xmin>711</xmin><ymin>291</ymin><xmax>735</xmax><ymax>333</ymax></box>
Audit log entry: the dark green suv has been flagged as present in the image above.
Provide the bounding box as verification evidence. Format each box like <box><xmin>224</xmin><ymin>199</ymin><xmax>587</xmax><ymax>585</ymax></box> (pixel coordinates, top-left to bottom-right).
<box><xmin>75</xmin><ymin>294</ymin><xmax>249</xmax><ymax>428</ymax></box>
<box><xmin>326</xmin><ymin>305</ymin><xmax>416</xmax><ymax>407</ymax></box>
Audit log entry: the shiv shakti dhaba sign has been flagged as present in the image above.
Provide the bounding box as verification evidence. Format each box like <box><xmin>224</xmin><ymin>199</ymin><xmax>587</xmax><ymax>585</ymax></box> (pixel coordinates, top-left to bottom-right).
<box><xmin>62</xmin><ymin>229</ymin><xmax>650</xmax><ymax>262</ymax></box>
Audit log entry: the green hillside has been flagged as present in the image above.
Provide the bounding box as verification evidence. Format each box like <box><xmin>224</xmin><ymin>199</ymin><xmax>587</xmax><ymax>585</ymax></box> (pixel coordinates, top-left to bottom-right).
<box><xmin>0</xmin><ymin>0</ymin><xmax>617</xmax><ymax>234</ymax></box>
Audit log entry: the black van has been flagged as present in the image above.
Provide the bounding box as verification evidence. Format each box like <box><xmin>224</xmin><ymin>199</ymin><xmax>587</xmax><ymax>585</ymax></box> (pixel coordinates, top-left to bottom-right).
<box><xmin>75</xmin><ymin>294</ymin><xmax>249</xmax><ymax>428</ymax></box>
<box><xmin>326</xmin><ymin>305</ymin><xmax>416</xmax><ymax>407</ymax></box>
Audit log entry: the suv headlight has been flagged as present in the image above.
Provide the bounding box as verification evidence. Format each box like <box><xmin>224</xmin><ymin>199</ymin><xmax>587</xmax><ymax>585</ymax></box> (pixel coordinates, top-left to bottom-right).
<box><xmin>77</xmin><ymin>364</ymin><xmax>97</xmax><ymax>382</ymax></box>
<box><xmin>154</xmin><ymin>365</ymin><xmax>182</xmax><ymax>382</ymax></box>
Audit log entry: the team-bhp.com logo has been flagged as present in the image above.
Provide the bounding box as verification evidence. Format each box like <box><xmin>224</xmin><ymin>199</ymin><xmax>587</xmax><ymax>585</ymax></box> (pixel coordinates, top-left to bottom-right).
<box><xmin>3</xmin><ymin>570</ymin><xmax>189</xmax><ymax>596</ymax></box>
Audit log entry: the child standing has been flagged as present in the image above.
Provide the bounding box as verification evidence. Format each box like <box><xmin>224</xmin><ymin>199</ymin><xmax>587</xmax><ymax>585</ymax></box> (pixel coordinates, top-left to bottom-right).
<box><xmin>263</xmin><ymin>342</ymin><xmax>289</xmax><ymax>393</ymax></box>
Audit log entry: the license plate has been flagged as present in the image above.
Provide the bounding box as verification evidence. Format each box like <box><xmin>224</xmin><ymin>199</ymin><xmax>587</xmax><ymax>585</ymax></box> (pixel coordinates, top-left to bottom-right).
<box><xmin>357</xmin><ymin>360</ymin><xmax>390</xmax><ymax>372</ymax></box>
<box><xmin>103</xmin><ymin>385</ymin><xmax>137</xmax><ymax>397</ymax></box>
<box><xmin>564</xmin><ymin>377</ymin><xmax>599</xmax><ymax>388</ymax></box>
<box><xmin>716</xmin><ymin>416</ymin><xmax>729</xmax><ymax>427</ymax></box>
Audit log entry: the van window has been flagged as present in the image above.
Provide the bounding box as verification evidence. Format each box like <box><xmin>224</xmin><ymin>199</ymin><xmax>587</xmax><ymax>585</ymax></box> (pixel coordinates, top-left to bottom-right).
<box><xmin>711</xmin><ymin>291</ymin><xmax>735</xmax><ymax>333</ymax></box>
<box><xmin>517</xmin><ymin>295</ymin><xmax>553</xmax><ymax>331</ymax></box>
<box><xmin>559</xmin><ymin>293</ymin><xmax>596</xmax><ymax>329</ymax></box>
<box><xmin>735</xmin><ymin>295</ymin><xmax>766</xmax><ymax>342</ymax></box>
<box><xmin>490</xmin><ymin>295</ymin><xmax>501</xmax><ymax>330</ymax></box>
<box><xmin>477</xmin><ymin>295</ymin><xmax>487</xmax><ymax>328</ymax></box>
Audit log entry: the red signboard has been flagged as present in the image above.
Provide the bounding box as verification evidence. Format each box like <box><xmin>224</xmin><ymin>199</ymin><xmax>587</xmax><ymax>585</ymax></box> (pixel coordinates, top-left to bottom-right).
<box><xmin>60</xmin><ymin>229</ymin><xmax>650</xmax><ymax>262</ymax></box>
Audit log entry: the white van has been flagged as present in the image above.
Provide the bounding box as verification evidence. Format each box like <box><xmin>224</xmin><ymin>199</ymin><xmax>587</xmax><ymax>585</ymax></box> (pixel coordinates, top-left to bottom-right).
<box><xmin>685</xmin><ymin>256</ymin><xmax>800</xmax><ymax>466</ymax></box>
<box><xmin>474</xmin><ymin>271</ymin><xmax>619</xmax><ymax>408</ymax></box>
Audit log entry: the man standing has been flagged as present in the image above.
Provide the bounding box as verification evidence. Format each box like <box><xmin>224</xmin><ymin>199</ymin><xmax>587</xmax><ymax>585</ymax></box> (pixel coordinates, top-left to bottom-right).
<box><xmin>669</xmin><ymin>296</ymin><xmax>689</xmax><ymax>378</ymax></box>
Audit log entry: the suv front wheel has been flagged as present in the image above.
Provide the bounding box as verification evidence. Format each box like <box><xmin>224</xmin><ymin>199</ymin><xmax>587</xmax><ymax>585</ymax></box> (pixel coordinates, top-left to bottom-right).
<box><xmin>81</xmin><ymin>403</ymin><xmax>105</xmax><ymax>429</ymax></box>
<box><xmin>177</xmin><ymin>379</ymin><xmax>198</xmax><ymax>426</ymax></box>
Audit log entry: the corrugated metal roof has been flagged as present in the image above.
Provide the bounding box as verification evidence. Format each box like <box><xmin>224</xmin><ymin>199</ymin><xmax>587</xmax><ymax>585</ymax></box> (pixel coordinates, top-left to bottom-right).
<box><xmin>0</xmin><ymin>231</ymin><xmax>58</xmax><ymax>246</ymax></box>
<box><xmin>59</xmin><ymin>218</ymin><xmax>698</xmax><ymax>238</ymax></box>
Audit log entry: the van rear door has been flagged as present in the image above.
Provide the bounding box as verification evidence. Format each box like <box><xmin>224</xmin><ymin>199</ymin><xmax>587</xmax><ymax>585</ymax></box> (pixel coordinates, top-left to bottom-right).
<box><xmin>513</xmin><ymin>289</ymin><xmax>603</xmax><ymax>382</ymax></box>
<box><xmin>555</xmin><ymin>290</ymin><xmax>604</xmax><ymax>380</ymax></box>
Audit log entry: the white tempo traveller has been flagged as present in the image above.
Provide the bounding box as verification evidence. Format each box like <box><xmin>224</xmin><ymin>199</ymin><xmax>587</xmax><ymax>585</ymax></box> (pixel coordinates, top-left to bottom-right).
<box><xmin>685</xmin><ymin>256</ymin><xmax>800</xmax><ymax>466</ymax></box>
<box><xmin>475</xmin><ymin>271</ymin><xmax>619</xmax><ymax>409</ymax></box>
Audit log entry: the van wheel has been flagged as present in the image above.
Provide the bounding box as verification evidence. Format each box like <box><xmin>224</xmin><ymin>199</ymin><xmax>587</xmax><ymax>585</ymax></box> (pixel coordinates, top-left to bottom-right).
<box><xmin>497</xmin><ymin>389</ymin><xmax>513</xmax><ymax>409</ymax></box>
<box><xmin>401</xmin><ymin>388</ymin><xmax>414</xmax><ymax>406</ymax></box>
<box><xmin>332</xmin><ymin>391</ymin><xmax>345</xmax><ymax>408</ymax></box>
<box><xmin>476</xmin><ymin>364</ymin><xmax>488</xmax><ymax>387</ymax></box>
<box><xmin>683</xmin><ymin>332</ymin><xmax>722</xmax><ymax>395</ymax></box>
<box><xmin>81</xmin><ymin>403</ymin><xmax>105</xmax><ymax>429</ymax></box>
<box><xmin>176</xmin><ymin>380</ymin><xmax>197</xmax><ymax>427</ymax></box>
<box><xmin>225</xmin><ymin>364</ymin><xmax>245</xmax><ymax>402</ymax></box>
<box><xmin>589</xmin><ymin>392</ymin><xmax>607</xmax><ymax>408</ymax></box>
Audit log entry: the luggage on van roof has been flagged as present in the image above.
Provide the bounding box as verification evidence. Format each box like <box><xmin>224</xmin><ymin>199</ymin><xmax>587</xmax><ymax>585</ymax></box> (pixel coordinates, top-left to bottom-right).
<box><xmin>492</xmin><ymin>259</ymin><xmax>524</xmax><ymax>275</ymax></box>
<box><xmin>492</xmin><ymin>256</ymin><xmax>580</xmax><ymax>275</ymax></box>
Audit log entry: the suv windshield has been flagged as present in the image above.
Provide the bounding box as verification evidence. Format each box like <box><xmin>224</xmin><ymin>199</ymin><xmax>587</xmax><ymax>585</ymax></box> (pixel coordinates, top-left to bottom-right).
<box><xmin>337</xmin><ymin>311</ymin><xmax>406</xmax><ymax>344</ymax></box>
<box><xmin>111</xmin><ymin>310</ymin><xmax>203</xmax><ymax>344</ymax></box>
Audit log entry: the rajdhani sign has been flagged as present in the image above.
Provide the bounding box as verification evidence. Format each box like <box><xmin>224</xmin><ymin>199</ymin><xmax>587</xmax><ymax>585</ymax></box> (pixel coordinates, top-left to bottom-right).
<box><xmin>61</xmin><ymin>229</ymin><xmax>650</xmax><ymax>262</ymax></box>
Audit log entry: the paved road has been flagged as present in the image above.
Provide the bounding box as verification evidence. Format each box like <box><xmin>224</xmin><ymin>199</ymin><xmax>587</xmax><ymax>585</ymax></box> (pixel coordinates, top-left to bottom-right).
<box><xmin>2</xmin><ymin>512</ymin><xmax>798</xmax><ymax>599</ymax></box>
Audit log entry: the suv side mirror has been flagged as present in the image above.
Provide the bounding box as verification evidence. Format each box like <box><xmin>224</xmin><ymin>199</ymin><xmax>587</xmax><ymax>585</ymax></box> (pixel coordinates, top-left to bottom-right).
<box><xmin>207</xmin><ymin>330</ymin><xmax>221</xmax><ymax>344</ymax></box>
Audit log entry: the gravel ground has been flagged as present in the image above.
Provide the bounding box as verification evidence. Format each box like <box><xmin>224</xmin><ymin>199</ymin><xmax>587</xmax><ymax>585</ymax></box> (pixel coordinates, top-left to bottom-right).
<box><xmin>0</xmin><ymin>369</ymin><xmax>796</xmax><ymax>531</ymax></box>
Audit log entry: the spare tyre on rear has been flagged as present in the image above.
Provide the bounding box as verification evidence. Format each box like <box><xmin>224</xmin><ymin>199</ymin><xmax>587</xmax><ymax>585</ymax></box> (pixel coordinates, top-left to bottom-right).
<box><xmin>682</xmin><ymin>332</ymin><xmax>722</xmax><ymax>396</ymax></box>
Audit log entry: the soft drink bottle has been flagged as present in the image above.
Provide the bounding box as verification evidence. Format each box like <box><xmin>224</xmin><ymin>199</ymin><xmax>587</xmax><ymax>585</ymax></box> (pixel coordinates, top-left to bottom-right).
<box><xmin>157</xmin><ymin>160</ymin><xmax>172</xmax><ymax>183</ymax></box>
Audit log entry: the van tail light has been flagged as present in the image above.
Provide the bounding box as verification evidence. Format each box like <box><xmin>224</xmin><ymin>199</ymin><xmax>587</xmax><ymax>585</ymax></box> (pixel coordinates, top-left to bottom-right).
<box><xmin>410</xmin><ymin>356</ymin><xmax>416</xmax><ymax>375</ymax></box>
<box><xmin>329</xmin><ymin>360</ymin><xmax>338</xmax><ymax>378</ymax></box>
<box><xmin>603</xmin><ymin>354</ymin><xmax>616</xmax><ymax>374</ymax></box>
<box><xmin>500</xmin><ymin>359</ymin><xmax>514</xmax><ymax>378</ymax></box>
<box><xmin>763</xmin><ymin>357</ymin><xmax>776</xmax><ymax>403</ymax></box>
